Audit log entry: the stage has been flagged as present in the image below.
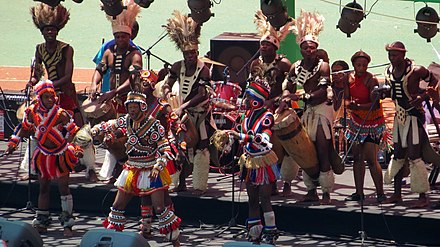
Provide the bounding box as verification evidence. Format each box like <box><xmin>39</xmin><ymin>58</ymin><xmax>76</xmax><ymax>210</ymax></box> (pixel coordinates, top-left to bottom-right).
<box><xmin>0</xmin><ymin>140</ymin><xmax>439</xmax><ymax>246</ymax></box>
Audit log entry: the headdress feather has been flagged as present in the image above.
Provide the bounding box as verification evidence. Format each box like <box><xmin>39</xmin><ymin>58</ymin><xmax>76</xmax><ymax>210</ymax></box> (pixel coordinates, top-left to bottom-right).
<box><xmin>30</xmin><ymin>3</ymin><xmax>70</xmax><ymax>31</ymax></box>
<box><xmin>254</xmin><ymin>10</ymin><xmax>295</xmax><ymax>49</ymax></box>
<box><xmin>293</xmin><ymin>9</ymin><xmax>324</xmax><ymax>46</ymax></box>
<box><xmin>106</xmin><ymin>0</ymin><xmax>140</xmax><ymax>35</ymax></box>
<box><xmin>164</xmin><ymin>10</ymin><xmax>201</xmax><ymax>52</ymax></box>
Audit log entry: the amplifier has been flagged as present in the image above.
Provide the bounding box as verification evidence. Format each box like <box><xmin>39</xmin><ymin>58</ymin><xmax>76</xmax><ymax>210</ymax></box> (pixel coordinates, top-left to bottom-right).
<box><xmin>0</xmin><ymin>93</ymin><xmax>26</xmax><ymax>140</ymax></box>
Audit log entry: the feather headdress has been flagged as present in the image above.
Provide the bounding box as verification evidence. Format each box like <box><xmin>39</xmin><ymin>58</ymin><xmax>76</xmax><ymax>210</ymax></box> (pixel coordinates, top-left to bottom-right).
<box><xmin>106</xmin><ymin>0</ymin><xmax>140</xmax><ymax>35</ymax></box>
<box><xmin>292</xmin><ymin>9</ymin><xmax>324</xmax><ymax>46</ymax></box>
<box><xmin>30</xmin><ymin>3</ymin><xmax>70</xmax><ymax>31</ymax></box>
<box><xmin>254</xmin><ymin>10</ymin><xmax>295</xmax><ymax>49</ymax></box>
<box><xmin>164</xmin><ymin>10</ymin><xmax>201</xmax><ymax>52</ymax></box>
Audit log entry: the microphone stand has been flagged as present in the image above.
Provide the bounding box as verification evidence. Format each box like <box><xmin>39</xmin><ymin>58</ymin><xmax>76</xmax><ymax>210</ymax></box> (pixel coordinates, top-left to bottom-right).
<box><xmin>236</xmin><ymin>48</ymin><xmax>261</xmax><ymax>78</ymax></box>
<box><xmin>2</xmin><ymin>59</ymin><xmax>36</xmax><ymax>216</ymax></box>
<box><xmin>215</xmin><ymin>98</ymin><xmax>246</xmax><ymax>238</ymax></box>
<box><xmin>340</xmin><ymin>89</ymin><xmax>385</xmax><ymax>245</ymax></box>
<box><xmin>140</xmin><ymin>33</ymin><xmax>170</xmax><ymax>70</ymax></box>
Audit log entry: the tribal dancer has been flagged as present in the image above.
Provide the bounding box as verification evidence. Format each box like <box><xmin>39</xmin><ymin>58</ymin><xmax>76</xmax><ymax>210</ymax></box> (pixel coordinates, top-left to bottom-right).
<box><xmin>343</xmin><ymin>51</ymin><xmax>386</xmax><ymax>203</ymax></box>
<box><xmin>5</xmin><ymin>80</ymin><xmax>82</xmax><ymax>237</ymax></box>
<box><xmin>383</xmin><ymin>41</ymin><xmax>440</xmax><ymax>208</ymax></box>
<box><xmin>162</xmin><ymin>11</ymin><xmax>215</xmax><ymax>195</ymax></box>
<box><xmin>29</xmin><ymin>3</ymin><xmax>83</xmax><ymax>127</ymax></box>
<box><xmin>251</xmin><ymin>10</ymin><xmax>298</xmax><ymax>197</ymax></box>
<box><xmin>284</xmin><ymin>10</ymin><xmax>342</xmax><ymax>204</ymax></box>
<box><xmin>97</xmin><ymin>92</ymin><xmax>181</xmax><ymax>245</ymax></box>
<box><xmin>230</xmin><ymin>79</ymin><xmax>281</xmax><ymax>244</ymax></box>
<box><xmin>132</xmin><ymin>70</ymin><xmax>181</xmax><ymax>239</ymax></box>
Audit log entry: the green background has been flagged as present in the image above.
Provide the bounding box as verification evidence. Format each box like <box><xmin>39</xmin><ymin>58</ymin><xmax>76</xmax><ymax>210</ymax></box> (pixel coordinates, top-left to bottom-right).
<box><xmin>2</xmin><ymin>0</ymin><xmax>440</xmax><ymax>76</ymax></box>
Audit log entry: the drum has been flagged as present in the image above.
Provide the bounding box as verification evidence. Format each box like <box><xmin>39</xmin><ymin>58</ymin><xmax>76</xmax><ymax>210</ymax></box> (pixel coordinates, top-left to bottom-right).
<box><xmin>211</xmin><ymin>82</ymin><xmax>242</xmax><ymax>111</ymax></box>
<box><xmin>213</xmin><ymin>111</ymin><xmax>238</xmax><ymax>130</ymax></box>
<box><xmin>82</xmin><ymin>98</ymin><xmax>117</xmax><ymax>126</ymax></box>
<box><xmin>180</xmin><ymin>113</ymin><xmax>199</xmax><ymax>150</ymax></box>
<box><xmin>273</xmin><ymin>108</ymin><xmax>320</xmax><ymax>178</ymax></box>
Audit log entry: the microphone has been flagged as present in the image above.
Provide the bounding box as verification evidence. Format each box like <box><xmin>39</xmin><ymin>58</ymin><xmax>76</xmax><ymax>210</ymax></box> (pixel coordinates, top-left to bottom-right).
<box><xmin>372</xmin><ymin>84</ymin><xmax>391</xmax><ymax>93</ymax></box>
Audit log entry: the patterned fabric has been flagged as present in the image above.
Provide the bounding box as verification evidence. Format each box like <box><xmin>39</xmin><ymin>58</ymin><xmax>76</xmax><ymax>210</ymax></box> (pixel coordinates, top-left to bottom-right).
<box><xmin>23</xmin><ymin>103</ymin><xmax>79</xmax><ymax>179</ymax></box>
<box><xmin>37</xmin><ymin>41</ymin><xmax>69</xmax><ymax>81</ymax></box>
<box><xmin>345</xmin><ymin>73</ymin><xmax>386</xmax><ymax>143</ymax></box>
<box><xmin>237</xmin><ymin>107</ymin><xmax>280</xmax><ymax>185</ymax></box>
<box><xmin>101</xmin><ymin>113</ymin><xmax>172</xmax><ymax>196</ymax></box>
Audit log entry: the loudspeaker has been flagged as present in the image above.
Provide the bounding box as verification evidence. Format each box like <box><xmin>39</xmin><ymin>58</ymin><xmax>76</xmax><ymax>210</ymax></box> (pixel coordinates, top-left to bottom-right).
<box><xmin>210</xmin><ymin>32</ymin><xmax>260</xmax><ymax>85</ymax></box>
<box><xmin>0</xmin><ymin>218</ymin><xmax>43</xmax><ymax>247</ymax></box>
<box><xmin>80</xmin><ymin>229</ymin><xmax>150</xmax><ymax>247</ymax></box>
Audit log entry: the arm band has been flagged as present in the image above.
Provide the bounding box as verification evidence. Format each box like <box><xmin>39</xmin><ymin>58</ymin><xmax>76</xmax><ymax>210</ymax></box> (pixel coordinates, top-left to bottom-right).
<box><xmin>95</xmin><ymin>62</ymin><xmax>108</xmax><ymax>76</ymax></box>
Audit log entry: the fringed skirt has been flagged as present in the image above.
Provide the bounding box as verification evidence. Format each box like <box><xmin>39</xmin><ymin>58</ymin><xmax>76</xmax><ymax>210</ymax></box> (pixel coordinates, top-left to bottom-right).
<box><xmin>345</xmin><ymin>107</ymin><xmax>386</xmax><ymax>144</ymax></box>
<box><xmin>239</xmin><ymin>150</ymin><xmax>280</xmax><ymax>185</ymax></box>
<box><xmin>115</xmin><ymin>162</ymin><xmax>172</xmax><ymax>196</ymax></box>
<box><xmin>32</xmin><ymin>143</ymin><xmax>77</xmax><ymax>180</ymax></box>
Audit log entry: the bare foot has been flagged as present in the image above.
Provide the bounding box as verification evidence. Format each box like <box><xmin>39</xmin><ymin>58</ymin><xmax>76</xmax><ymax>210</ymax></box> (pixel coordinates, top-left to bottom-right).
<box><xmin>271</xmin><ymin>182</ymin><xmax>279</xmax><ymax>196</ymax></box>
<box><xmin>34</xmin><ymin>225</ymin><xmax>47</xmax><ymax>234</ymax></box>
<box><xmin>100</xmin><ymin>177</ymin><xmax>116</xmax><ymax>185</ymax></box>
<box><xmin>321</xmin><ymin>192</ymin><xmax>332</xmax><ymax>205</ymax></box>
<box><xmin>87</xmin><ymin>170</ymin><xmax>98</xmax><ymax>183</ymax></box>
<box><xmin>383</xmin><ymin>194</ymin><xmax>403</xmax><ymax>204</ymax></box>
<box><xmin>172</xmin><ymin>239</ymin><xmax>181</xmax><ymax>247</ymax></box>
<box><xmin>63</xmin><ymin>227</ymin><xmax>74</xmax><ymax>237</ymax></box>
<box><xmin>20</xmin><ymin>174</ymin><xmax>38</xmax><ymax>181</ymax></box>
<box><xmin>281</xmin><ymin>182</ymin><xmax>292</xmax><ymax>197</ymax></box>
<box><xmin>301</xmin><ymin>190</ymin><xmax>319</xmax><ymax>202</ymax></box>
<box><xmin>169</xmin><ymin>185</ymin><xmax>187</xmax><ymax>193</ymax></box>
<box><xmin>139</xmin><ymin>230</ymin><xmax>153</xmax><ymax>239</ymax></box>
<box><xmin>409</xmin><ymin>198</ymin><xmax>429</xmax><ymax>209</ymax></box>
<box><xmin>192</xmin><ymin>189</ymin><xmax>206</xmax><ymax>196</ymax></box>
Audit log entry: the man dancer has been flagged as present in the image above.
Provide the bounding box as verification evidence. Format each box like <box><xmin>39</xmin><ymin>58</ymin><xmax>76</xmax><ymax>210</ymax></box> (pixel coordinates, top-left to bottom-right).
<box><xmin>383</xmin><ymin>41</ymin><xmax>440</xmax><ymax>208</ymax></box>
<box><xmin>28</xmin><ymin>3</ymin><xmax>83</xmax><ymax>127</ymax></box>
<box><xmin>162</xmin><ymin>10</ymin><xmax>215</xmax><ymax>195</ymax></box>
<box><xmin>90</xmin><ymin>0</ymin><xmax>142</xmax><ymax>115</ymax></box>
<box><xmin>251</xmin><ymin>10</ymin><xmax>298</xmax><ymax>196</ymax></box>
<box><xmin>98</xmin><ymin>92</ymin><xmax>181</xmax><ymax>246</ymax></box>
<box><xmin>284</xmin><ymin>10</ymin><xmax>340</xmax><ymax>204</ymax></box>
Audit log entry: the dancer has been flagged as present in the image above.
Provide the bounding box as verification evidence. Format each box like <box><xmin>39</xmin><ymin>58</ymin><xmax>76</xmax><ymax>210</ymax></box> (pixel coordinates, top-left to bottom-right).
<box><xmin>28</xmin><ymin>3</ymin><xmax>83</xmax><ymax>127</ymax></box>
<box><xmin>251</xmin><ymin>10</ymin><xmax>298</xmax><ymax>197</ymax></box>
<box><xmin>5</xmin><ymin>80</ymin><xmax>82</xmax><ymax>237</ymax></box>
<box><xmin>162</xmin><ymin>10</ymin><xmax>215</xmax><ymax>195</ymax></box>
<box><xmin>285</xmin><ymin>10</ymin><xmax>341</xmax><ymax>204</ymax></box>
<box><xmin>90</xmin><ymin>0</ymin><xmax>142</xmax><ymax>115</ymax></box>
<box><xmin>229</xmin><ymin>79</ymin><xmax>280</xmax><ymax>244</ymax></box>
<box><xmin>98</xmin><ymin>92</ymin><xmax>181</xmax><ymax>245</ymax></box>
<box><xmin>343</xmin><ymin>51</ymin><xmax>386</xmax><ymax>203</ymax></box>
<box><xmin>383</xmin><ymin>41</ymin><xmax>439</xmax><ymax>208</ymax></box>
<box><xmin>90</xmin><ymin>0</ymin><xmax>142</xmax><ymax>183</ymax></box>
<box><xmin>132</xmin><ymin>70</ymin><xmax>180</xmax><ymax>239</ymax></box>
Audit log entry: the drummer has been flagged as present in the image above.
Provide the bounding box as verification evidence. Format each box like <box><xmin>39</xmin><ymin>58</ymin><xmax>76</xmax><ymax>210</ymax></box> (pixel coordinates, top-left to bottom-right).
<box><xmin>251</xmin><ymin>11</ymin><xmax>298</xmax><ymax>196</ymax></box>
<box><xmin>283</xmin><ymin>10</ymin><xmax>338</xmax><ymax>204</ymax></box>
<box><xmin>89</xmin><ymin>2</ymin><xmax>142</xmax><ymax>115</ymax></box>
<box><xmin>162</xmin><ymin>11</ymin><xmax>215</xmax><ymax>196</ymax></box>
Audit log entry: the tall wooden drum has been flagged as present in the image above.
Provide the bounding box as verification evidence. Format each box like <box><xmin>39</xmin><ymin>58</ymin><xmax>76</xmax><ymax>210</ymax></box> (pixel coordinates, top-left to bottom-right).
<box><xmin>273</xmin><ymin>108</ymin><xmax>319</xmax><ymax>178</ymax></box>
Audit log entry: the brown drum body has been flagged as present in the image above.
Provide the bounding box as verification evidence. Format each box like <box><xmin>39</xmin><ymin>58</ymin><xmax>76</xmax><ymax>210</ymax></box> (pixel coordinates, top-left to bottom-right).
<box><xmin>181</xmin><ymin>113</ymin><xmax>199</xmax><ymax>149</ymax></box>
<box><xmin>273</xmin><ymin>108</ymin><xmax>319</xmax><ymax>178</ymax></box>
<box><xmin>82</xmin><ymin>98</ymin><xmax>117</xmax><ymax>126</ymax></box>
<box><xmin>106</xmin><ymin>136</ymin><xmax>128</xmax><ymax>161</ymax></box>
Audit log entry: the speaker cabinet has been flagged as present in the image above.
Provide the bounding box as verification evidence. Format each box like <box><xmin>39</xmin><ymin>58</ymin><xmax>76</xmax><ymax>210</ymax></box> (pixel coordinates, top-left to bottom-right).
<box><xmin>210</xmin><ymin>32</ymin><xmax>260</xmax><ymax>85</ymax></box>
<box><xmin>0</xmin><ymin>218</ymin><xmax>43</xmax><ymax>247</ymax></box>
<box><xmin>80</xmin><ymin>229</ymin><xmax>150</xmax><ymax>247</ymax></box>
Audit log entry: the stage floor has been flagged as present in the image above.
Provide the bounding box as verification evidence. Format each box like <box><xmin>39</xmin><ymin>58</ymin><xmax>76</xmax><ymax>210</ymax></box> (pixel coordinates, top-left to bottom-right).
<box><xmin>0</xmin><ymin>140</ymin><xmax>439</xmax><ymax>246</ymax></box>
